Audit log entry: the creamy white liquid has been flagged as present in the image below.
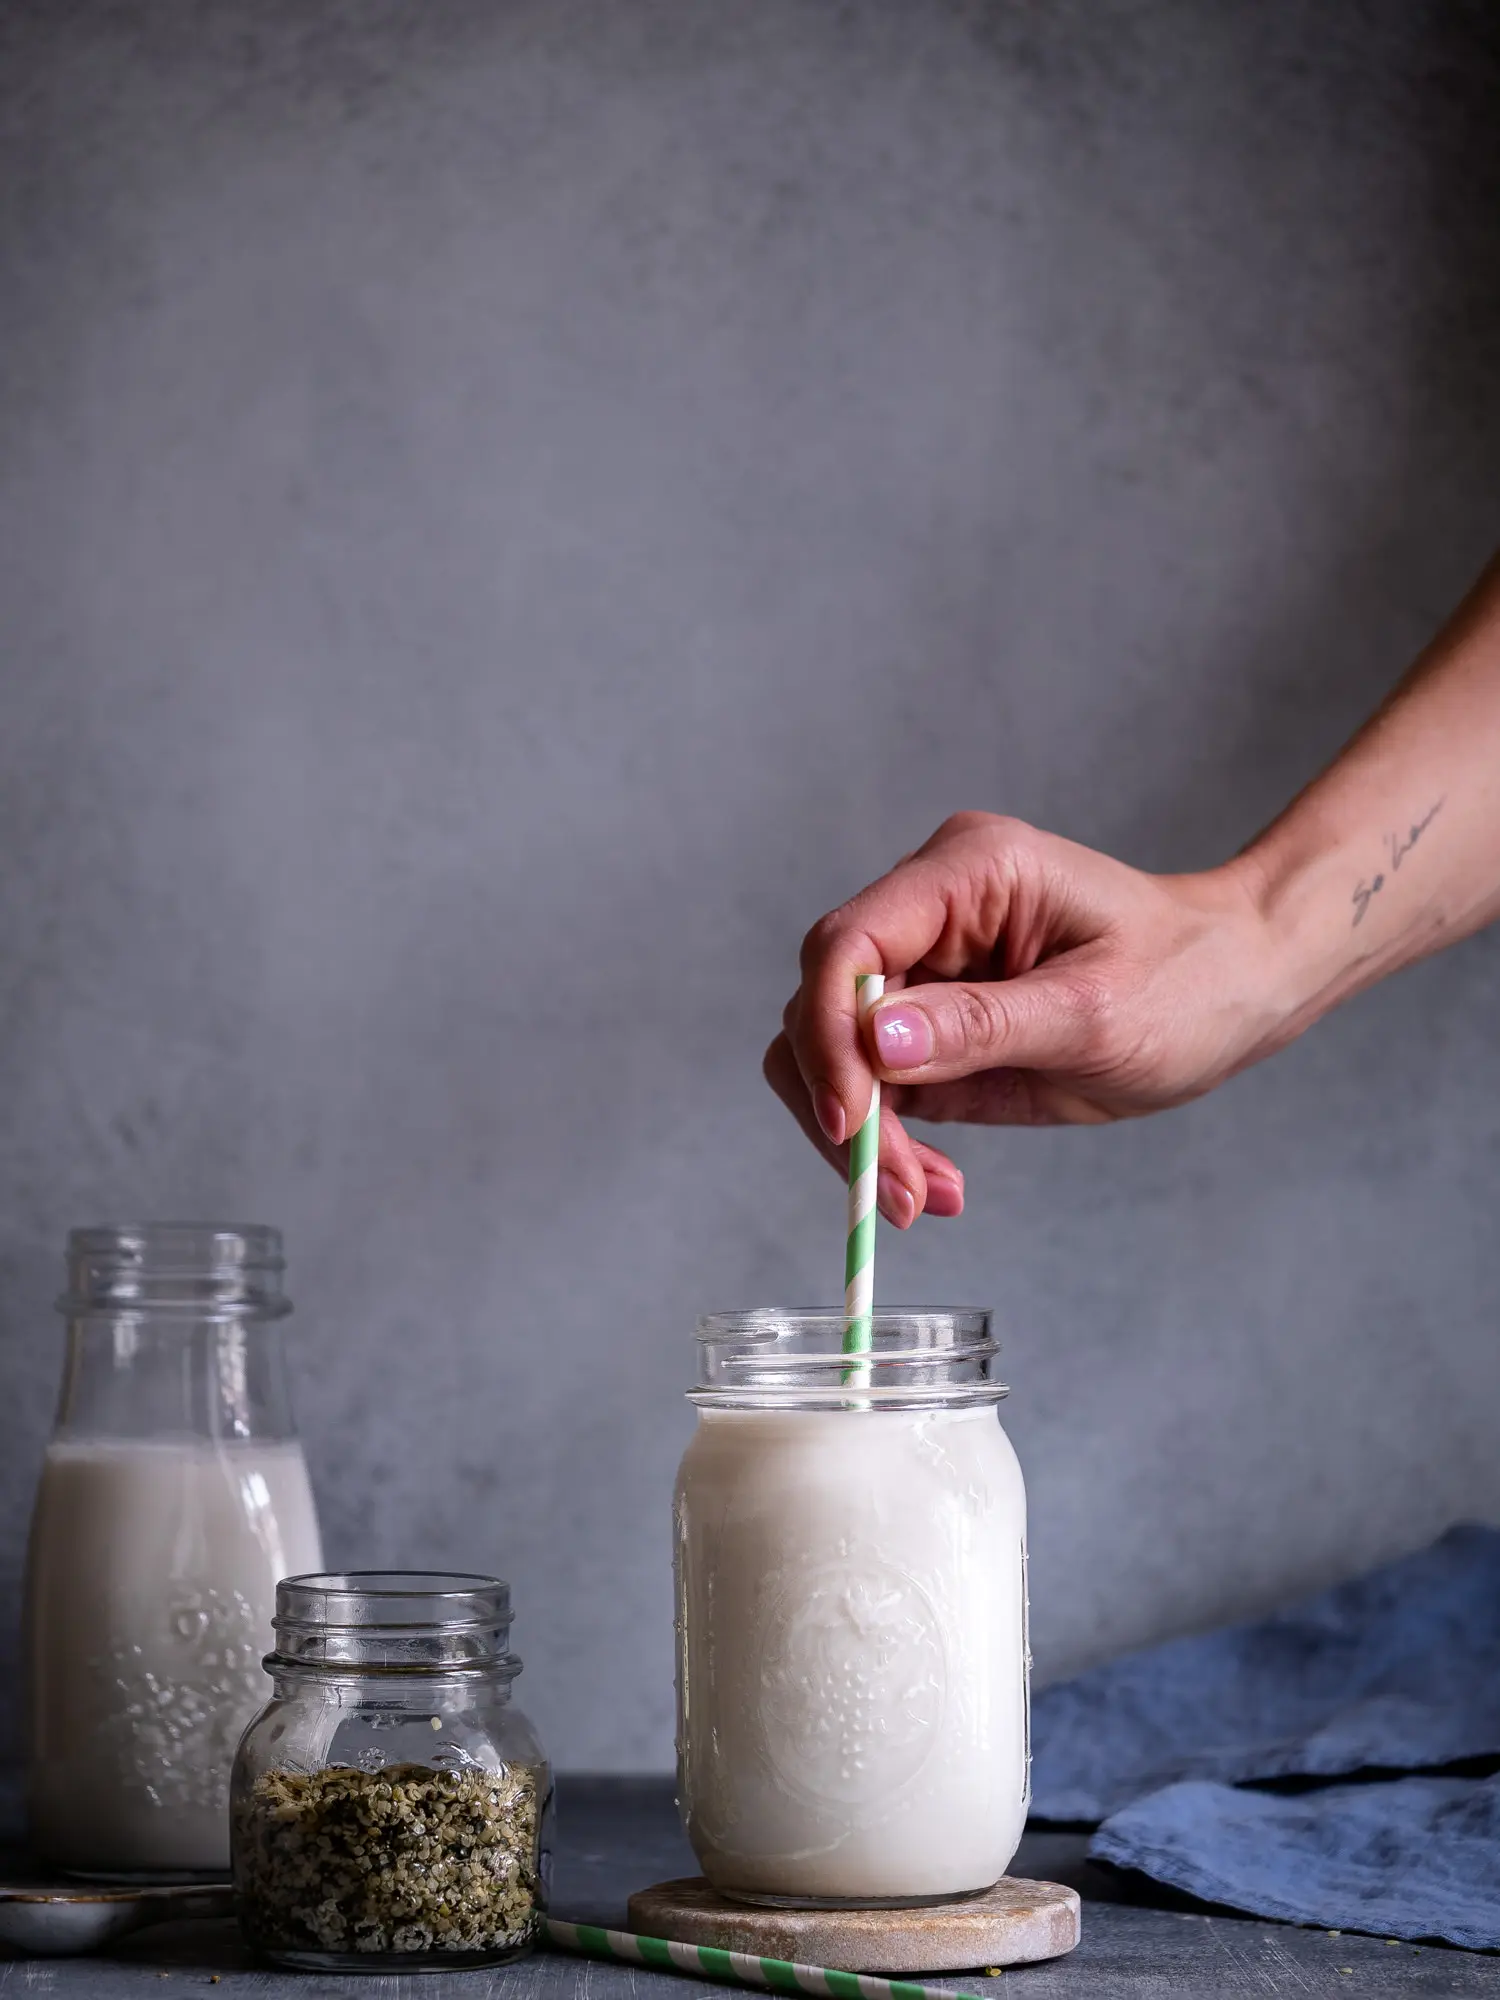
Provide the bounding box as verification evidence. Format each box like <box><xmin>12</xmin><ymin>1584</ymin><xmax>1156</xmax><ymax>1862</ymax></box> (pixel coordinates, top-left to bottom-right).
<box><xmin>675</xmin><ymin>1406</ymin><xmax>1028</xmax><ymax>1902</ymax></box>
<box><xmin>26</xmin><ymin>1437</ymin><xmax>323</xmax><ymax>1876</ymax></box>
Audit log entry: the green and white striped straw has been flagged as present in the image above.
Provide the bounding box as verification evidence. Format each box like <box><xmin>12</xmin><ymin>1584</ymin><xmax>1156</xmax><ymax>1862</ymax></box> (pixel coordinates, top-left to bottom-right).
<box><xmin>543</xmin><ymin>1917</ymin><xmax>986</xmax><ymax>2000</ymax></box>
<box><xmin>842</xmin><ymin>971</ymin><xmax>885</xmax><ymax>1380</ymax></box>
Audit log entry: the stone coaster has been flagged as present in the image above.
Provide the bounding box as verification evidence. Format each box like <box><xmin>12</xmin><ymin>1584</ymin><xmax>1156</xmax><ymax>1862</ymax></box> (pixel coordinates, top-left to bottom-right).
<box><xmin>627</xmin><ymin>1876</ymin><xmax>1081</xmax><ymax>1974</ymax></box>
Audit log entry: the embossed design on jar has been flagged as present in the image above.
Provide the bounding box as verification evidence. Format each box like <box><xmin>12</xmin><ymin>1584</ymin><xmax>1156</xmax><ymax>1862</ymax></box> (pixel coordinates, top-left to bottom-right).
<box><xmin>756</xmin><ymin>1554</ymin><xmax>945</xmax><ymax>1809</ymax></box>
<box><xmin>91</xmin><ymin>1585</ymin><xmax>268</xmax><ymax>1812</ymax></box>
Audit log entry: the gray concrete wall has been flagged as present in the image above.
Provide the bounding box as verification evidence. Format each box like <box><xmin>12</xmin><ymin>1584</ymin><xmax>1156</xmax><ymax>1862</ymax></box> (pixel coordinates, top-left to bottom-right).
<box><xmin>2</xmin><ymin>0</ymin><xmax>1498</xmax><ymax>1769</ymax></box>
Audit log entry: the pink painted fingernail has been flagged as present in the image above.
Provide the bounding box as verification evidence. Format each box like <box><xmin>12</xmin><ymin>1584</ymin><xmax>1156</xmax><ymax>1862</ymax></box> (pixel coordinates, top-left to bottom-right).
<box><xmin>872</xmin><ymin>1004</ymin><xmax>934</xmax><ymax>1070</ymax></box>
<box><xmin>813</xmin><ymin>1083</ymin><xmax>846</xmax><ymax>1147</ymax></box>
<box><xmin>877</xmin><ymin>1170</ymin><xmax>916</xmax><ymax>1230</ymax></box>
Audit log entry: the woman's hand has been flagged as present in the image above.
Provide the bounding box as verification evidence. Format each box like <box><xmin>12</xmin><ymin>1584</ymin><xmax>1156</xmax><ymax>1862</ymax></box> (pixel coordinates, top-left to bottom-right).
<box><xmin>767</xmin><ymin>558</ymin><xmax>1500</xmax><ymax>1226</ymax></box>
<box><xmin>764</xmin><ymin>812</ymin><xmax>1286</xmax><ymax>1227</ymax></box>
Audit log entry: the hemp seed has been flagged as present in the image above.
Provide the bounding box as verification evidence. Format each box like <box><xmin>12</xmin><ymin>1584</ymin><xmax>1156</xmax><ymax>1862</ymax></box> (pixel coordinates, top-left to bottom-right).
<box><xmin>234</xmin><ymin>1761</ymin><xmax>543</xmax><ymax>1959</ymax></box>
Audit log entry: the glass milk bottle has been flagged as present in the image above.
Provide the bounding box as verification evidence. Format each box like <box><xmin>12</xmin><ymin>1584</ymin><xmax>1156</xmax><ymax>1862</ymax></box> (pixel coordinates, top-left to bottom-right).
<box><xmin>25</xmin><ymin>1224</ymin><xmax>324</xmax><ymax>1877</ymax></box>
<box><xmin>674</xmin><ymin>1309</ymin><xmax>1028</xmax><ymax>1906</ymax></box>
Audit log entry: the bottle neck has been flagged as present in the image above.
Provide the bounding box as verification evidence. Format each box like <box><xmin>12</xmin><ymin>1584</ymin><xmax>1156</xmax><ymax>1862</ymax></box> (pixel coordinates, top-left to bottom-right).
<box><xmin>61</xmin><ymin>1223</ymin><xmax>289</xmax><ymax>1315</ymax></box>
<box><xmin>53</xmin><ymin>1316</ymin><xmax>299</xmax><ymax>1443</ymax></box>
<box><xmin>51</xmin><ymin>1223</ymin><xmax>300</xmax><ymax>1443</ymax></box>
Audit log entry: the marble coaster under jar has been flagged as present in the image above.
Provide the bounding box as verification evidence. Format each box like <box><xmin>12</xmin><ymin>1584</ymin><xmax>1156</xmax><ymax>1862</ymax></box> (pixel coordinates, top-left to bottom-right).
<box><xmin>627</xmin><ymin>1876</ymin><xmax>1082</xmax><ymax>1973</ymax></box>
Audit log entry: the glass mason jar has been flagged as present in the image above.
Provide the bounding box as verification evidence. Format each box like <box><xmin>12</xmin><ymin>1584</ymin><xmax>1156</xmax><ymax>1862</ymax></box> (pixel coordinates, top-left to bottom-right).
<box><xmin>24</xmin><ymin>1223</ymin><xmax>323</xmax><ymax>1879</ymax></box>
<box><xmin>232</xmin><ymin>1572</ymin><xmax>552</xmax><ymax>1971</ymax></box>
<box><xmin>674</xmin><ymin>1309</ymin><xmax>1029</xmax><ymax>1907</ymax></box>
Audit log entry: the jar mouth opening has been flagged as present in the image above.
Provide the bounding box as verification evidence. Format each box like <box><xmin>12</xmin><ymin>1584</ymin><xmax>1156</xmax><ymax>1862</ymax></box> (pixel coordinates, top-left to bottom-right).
<box><xmin>271</xmin><ymin>1572</ymin><xmax>518</xmax><ymax>1673</ymax></box>
<box><xmin>284</xmin><ymin>1571</ymin><xmax>504</xmax><ymax>1602</ymax></box>
<box><xmin>59</xmin><ymin>1223</ymin><xmax>290</xmax><ymax>1319</ymax></box>
<box><xmin>690</xmin><ymin>1307</ymin><xmax>1006</xmax><ymax>1408</ymax></box>
<box><xmin>696</xmin><ymin>1307</ymin><xmax>993</xmax><ymax>1339</ymax></box>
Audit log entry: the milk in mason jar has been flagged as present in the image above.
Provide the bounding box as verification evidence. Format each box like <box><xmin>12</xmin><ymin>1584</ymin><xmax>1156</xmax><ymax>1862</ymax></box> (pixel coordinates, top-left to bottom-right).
<box><xmin>675</xmin><ymin>1402</ymin><xmax>1028</xmax><ymax>1902</ymax></box>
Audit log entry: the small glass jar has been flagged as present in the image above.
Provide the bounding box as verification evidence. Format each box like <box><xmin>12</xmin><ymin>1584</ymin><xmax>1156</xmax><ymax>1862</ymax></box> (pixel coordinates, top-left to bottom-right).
<box><xmin>674</xmin><ymin>1309</ymin><xmax>1029</xmax><ymax>1907</ymax></box>
<box><xmin>232</xmin><ymin>1572</ymin><xmax>552</xmax><ymax>1971</ymax></box>
<box><xmin>25</xmin><ymin>1223</ymin><xmax>323</xmax><ymax>1878</ymax></box>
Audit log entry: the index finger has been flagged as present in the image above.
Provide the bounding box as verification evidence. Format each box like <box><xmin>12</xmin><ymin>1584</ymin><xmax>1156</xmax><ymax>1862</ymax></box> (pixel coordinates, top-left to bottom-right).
<box><xmin>789</xmin><ymin>851</ymin><xmax>968</xmax><ymax>1141</ymax></box>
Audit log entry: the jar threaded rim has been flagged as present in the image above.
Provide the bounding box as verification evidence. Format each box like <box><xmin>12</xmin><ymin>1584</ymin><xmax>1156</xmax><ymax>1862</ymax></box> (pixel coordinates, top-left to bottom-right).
<box><xmin>270</xmin><ymin>1571</ymin><xmax>519</xmax><ymax>1675</ymax></box>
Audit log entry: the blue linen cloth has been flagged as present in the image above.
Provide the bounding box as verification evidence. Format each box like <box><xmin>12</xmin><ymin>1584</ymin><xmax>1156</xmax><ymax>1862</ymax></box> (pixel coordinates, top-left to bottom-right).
<box><xmin>1089</xmin><ymin>1772</ymin><xmax>1500</xmax><ymax>1951</ymax></box>
<box><xmin>1027</xmin><ymin>1523</ymin><xmax>1500</xmax><ymax>1946</ymax></box>
<box><xmin>1031</xmin><ymin>1523</ymin><xmax>1500</xmax><ymax>1823</ymax></box>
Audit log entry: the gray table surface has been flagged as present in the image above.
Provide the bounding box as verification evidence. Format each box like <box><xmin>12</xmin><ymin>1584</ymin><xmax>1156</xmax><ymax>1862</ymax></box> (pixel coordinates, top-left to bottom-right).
<box><xmin>1</xmin><ymin>1778</ymin><xmax>1494</xmax><ymax>1998</ymax></box>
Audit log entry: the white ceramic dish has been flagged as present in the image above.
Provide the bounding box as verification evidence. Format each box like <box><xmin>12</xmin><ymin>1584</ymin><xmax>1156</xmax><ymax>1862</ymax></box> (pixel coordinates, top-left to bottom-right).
<box><xmin>0</xmin><ymin>1867</ymin><xmax>232</xmax><ymax>1956</ymax></box>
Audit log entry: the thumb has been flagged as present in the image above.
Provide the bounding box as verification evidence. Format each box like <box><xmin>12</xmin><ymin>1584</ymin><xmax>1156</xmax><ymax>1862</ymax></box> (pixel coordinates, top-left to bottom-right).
<box><xmin>865</xmin><ymin>969</ymin><xmax>1108</xmax><ymax>1083</ymax></box>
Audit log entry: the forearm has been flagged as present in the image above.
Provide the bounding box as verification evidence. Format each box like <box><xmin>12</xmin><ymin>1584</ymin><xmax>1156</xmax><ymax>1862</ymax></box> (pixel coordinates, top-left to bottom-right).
<box><xmin>1225</xmin><ymin>550</ymin><xmax>1500</xmax><ymax>1055</ymax></box>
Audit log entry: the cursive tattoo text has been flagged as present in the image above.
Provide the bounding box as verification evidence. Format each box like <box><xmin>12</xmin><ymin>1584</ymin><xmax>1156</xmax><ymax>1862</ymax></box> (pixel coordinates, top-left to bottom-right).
<box><xmin>1385</xmin><ymin>796</ymin><xmax>1444</xmax><ymax>872</ymax></box>
<box><xmin>1351</xmin><ymin>797</ymin><xmax>1444</xmax><ymax>928</ymax></box>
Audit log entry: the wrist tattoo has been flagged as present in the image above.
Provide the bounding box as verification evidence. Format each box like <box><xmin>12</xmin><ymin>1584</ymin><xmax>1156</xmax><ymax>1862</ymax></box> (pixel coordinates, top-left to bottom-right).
<box><xmin>1351</xmin><ymin>797</ymin><xmax>1444</xmax><ymax>928</ymax></box>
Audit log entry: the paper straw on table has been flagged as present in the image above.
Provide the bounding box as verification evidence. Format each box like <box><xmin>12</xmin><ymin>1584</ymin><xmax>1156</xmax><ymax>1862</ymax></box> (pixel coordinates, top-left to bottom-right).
<box><xmin>842</xmin><ymin>971</ymin><xmax>886</xmax><ymax>1384</ymax></box>
<box><xmin>543</xmin><ymin>1917</ymin><xmax>986</xmax><ymax>2000</ymax></box>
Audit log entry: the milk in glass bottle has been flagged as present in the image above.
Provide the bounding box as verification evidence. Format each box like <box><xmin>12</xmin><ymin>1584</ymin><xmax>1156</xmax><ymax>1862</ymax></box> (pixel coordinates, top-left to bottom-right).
<box><xmin>674</xmin><ymin>1310</ymin><xmax>1028</xmax><ymax>1905</ymax></box>
<box><xmin>25</xmin><ymin>1225</ymin><xmax>323</xmax><ymax>1877</ymax></box>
